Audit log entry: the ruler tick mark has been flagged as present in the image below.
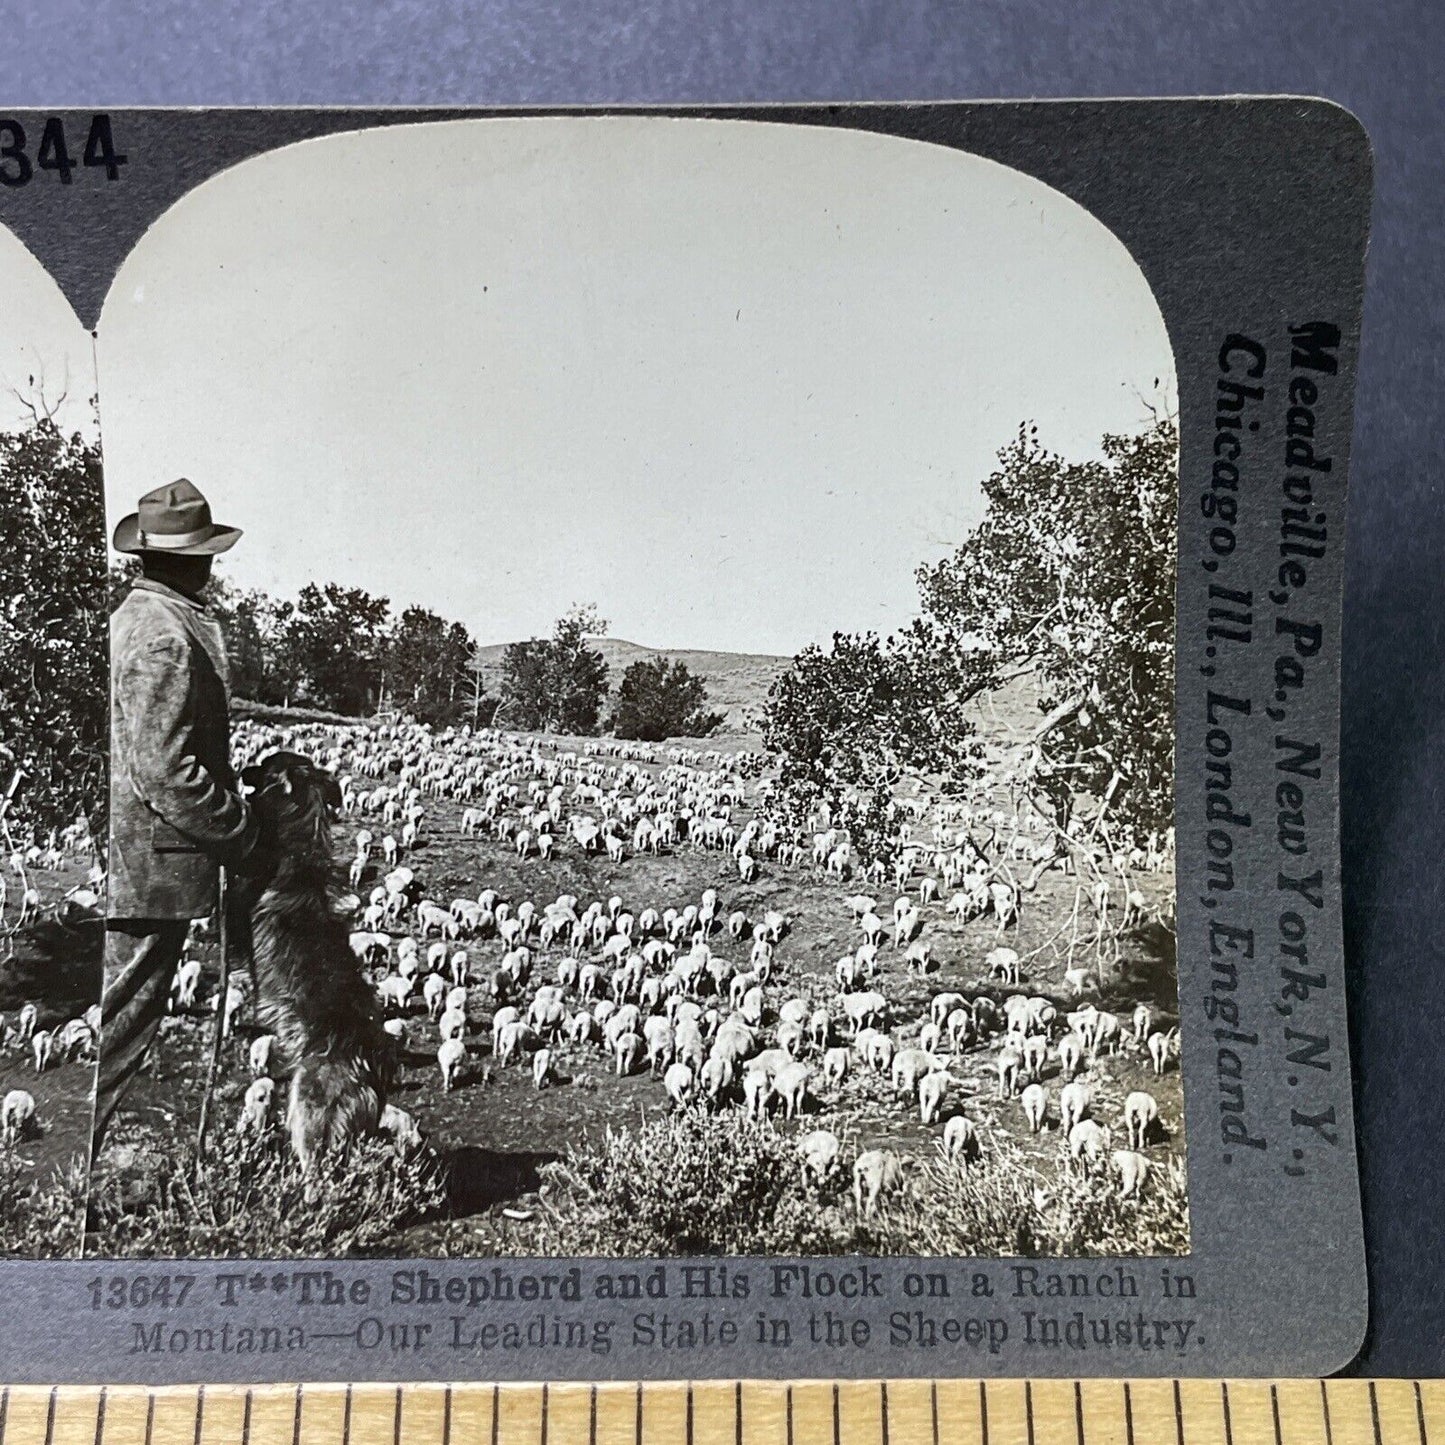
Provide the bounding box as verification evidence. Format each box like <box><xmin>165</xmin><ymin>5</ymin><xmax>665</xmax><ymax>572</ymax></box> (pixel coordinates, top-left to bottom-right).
<box><xmin>1417</xmin><ymin>1383</ymin><xmax>1429</xmax><ymax>1445</ymax></box>
<box><xmin>95</xmin><ymin>1387</ymin><xmax>108</xmax><ymax>1445</ymax></box>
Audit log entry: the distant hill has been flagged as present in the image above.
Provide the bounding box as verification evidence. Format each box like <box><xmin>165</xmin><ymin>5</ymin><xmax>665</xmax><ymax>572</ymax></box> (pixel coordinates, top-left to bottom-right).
<box><xmin>472</xmin><ymin>637</ymin><xmax>792</xmax><ymax>734</ymax></box>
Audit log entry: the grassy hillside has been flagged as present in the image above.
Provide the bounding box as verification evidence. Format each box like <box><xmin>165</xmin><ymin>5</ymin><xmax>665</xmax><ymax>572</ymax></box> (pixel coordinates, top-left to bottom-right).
<box><xmin>473</xmin><ymin>637</ymin><xmax>792</xmax><ymax>734</ymax></box>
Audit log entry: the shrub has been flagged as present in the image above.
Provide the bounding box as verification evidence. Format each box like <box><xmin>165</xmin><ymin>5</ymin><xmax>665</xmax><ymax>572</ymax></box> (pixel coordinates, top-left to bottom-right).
<box><xmin>86</xmin><ymin>1126</ymin><xmax>448</xmax><ymax>1258</ymax></box>
<box><xmin>0</xmin><ymin>1153</ymin><xmax>88</xmax><ymax>1259</ymax></box>
<box><xmin>457</xmin><ymin>1112</ymin><xmax>1187</xmax><ymax>1259</ymax></box>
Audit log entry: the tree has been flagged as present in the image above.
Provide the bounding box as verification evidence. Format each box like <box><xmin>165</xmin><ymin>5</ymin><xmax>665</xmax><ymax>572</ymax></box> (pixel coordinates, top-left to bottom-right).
<box><xmin>762</xmin><ymin>416</ymin><xmax>1178</xmax><ymax>854</ymax></box>
<box><xmin>0</xmin><ymin>416</ymin><xmax>107</xmax><ymax>833</ymax></box>
<box><xmin>382</xmin><ymin>606</ymin><xmax>489</xmax><ymax>727</ymax></box>
<box><xmin>610</xmin><ymin>657</ymin><xmax>723</xmax><ymax>742</ymax></box>
<box><xmin>278</xmin><ymin>582</ymin><xmax>391</xmax><ymax>714</ymax></box>
<box><xmin>917</xmin><ymin>418</ymin><xmax>1177</xmax><ymax>840</ymax></box>
<box><xmin>499</xmin><ymin>605</ymin><xmax>610</xmax><ymax>735</ymax></box>
<box><xmin>206</xmin><ymin>577</ymin><xmax>285</xmax><ymax>704</ymax></box>
<box><xmin>764</xmin><ymin>628</ymin><xmax>991</xmax><ymax>865</ymax></box>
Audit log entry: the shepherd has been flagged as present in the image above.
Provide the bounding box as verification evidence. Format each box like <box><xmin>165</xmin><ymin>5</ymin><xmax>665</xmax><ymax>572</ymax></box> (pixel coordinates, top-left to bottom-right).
<box><xmin>91</xmin><ymin>479</ymin><xmax>269</xmax><ymax>1156</ymax></box>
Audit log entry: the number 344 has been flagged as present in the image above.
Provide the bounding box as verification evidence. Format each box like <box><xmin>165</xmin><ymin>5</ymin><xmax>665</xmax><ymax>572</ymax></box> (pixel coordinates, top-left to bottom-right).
<box><xmin>0</xmin><ymin>115</ymin><xmax>127</xmax><ymax>186</ymax></box>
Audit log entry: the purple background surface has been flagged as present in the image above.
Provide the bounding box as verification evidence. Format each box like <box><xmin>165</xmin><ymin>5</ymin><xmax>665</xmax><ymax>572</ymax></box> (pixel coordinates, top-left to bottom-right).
<box><xmin>5</xmin><ymin>0</ymin><xmax>1441</xmax><ymax>1376</ymax></box>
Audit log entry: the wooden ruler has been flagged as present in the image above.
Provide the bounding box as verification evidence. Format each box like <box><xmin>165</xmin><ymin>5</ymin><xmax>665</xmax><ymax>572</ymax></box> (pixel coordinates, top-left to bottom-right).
<box><xmin>0</xmin><ymin>1381</ymin><xmax>1435</xmax><ymax>1445</ymax></box>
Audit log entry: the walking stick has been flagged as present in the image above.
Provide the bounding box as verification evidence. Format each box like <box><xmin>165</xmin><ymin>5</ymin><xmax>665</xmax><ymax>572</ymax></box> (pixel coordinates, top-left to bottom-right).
<box><xmin>194</xmin><ymin>865</ymin><xmax>229</xmax><ymax>1168</ymax></box>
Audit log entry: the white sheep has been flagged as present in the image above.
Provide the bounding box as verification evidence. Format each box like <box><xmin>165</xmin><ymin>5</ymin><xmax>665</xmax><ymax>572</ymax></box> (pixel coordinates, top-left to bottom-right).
<box><xmin>1112</xmin><ymin>1148</ymin><xmax>1151</xmax><ymax>1199</ymax></box>
<box><xmin>1</xmin><ymin>1089</ymin><xmax>35</xmax><ymax>1145</ymax></box>
<box><xmin>1122</xmin><ymin>1091</ymin><xmax>1159</xmax><ymax>1149</ymax></box>
<box><xmin>918</xmin><ymin>1070</ymin><xmax>950</xmax><ymax>1125</ymax></box>
<box><xmin>799</xmin><ymin>1129</ymin><xmax>840</xmax><ymax>1179</ymax></box>
<box><xmin>1020</xmin><ymin>1081</ymin><xmax>1048</xmax><ymax>1133</ymax></box>
<box><xmin>852</xmin><ymin>1148</ymin><xmax>904</xmax><ymax>1215</ymax></box>
<box><xmin>663</xmin><ymin>1061</ymin><xmax>696</xmax><ymax>1108</ymax></box>
<box><xmin>239</xmin><ymin>1077</ymin><xmax>275</xmax><ymax>1132</ymax></box>
<box><xmin>437</xmin><ymin>1038</ymin><xmax>466</xmax><ymax>1092</ymax></box>
<box><xmin>942</xmin><ymin>1113</ymin><xmax>978</xmax><ymax>1164</ymax></box>
<box><xmin>1068</xmin><ymin>1118</ymin><xmax>1111</xmax><ymax>1166</ymax></box>
<box><xmin>1059</xmin><ymin>1081</ymin><xmax>1093</xmax><ymax>1137</ymax></box>
<box><xmin>249</xmin><ymin>1033</ymin><xmax>276</xmax><ymax>1078</ymax></box>
<box><xmin>773</xmin><ymin>1061</ymin><xmax>811</xmax><ymax>1119</ymax></box>
<box><xmin>532</xmin><ymin>1048</ymin><xmax>553</xmax><ymax>1090</ymax></box>
<box><xmin>379</xmin><ymin>1103</ymin><xmax>422</xmax><ymax>1152</ymax></box>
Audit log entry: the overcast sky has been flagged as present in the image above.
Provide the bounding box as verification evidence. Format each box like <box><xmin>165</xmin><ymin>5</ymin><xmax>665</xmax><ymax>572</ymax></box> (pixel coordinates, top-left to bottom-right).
<box><xmin>96</xmin><ymin>116</ymin><xmax>1174</xmax><ymax>656</ymax></box>
<box><xmin>0</xmin><ymin>226</ymin><xmax>95</xmax><ymax>437</ymax></box>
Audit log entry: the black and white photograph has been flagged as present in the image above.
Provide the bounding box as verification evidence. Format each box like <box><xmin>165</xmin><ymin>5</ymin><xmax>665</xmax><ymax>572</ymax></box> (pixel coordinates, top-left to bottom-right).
<box><xmin>81</xmin><ymin>116</ymin><xmax>1187</xmax><ymax>1260</ymax></box>
<box><xmin>0</xmin><ymin>225</ymin><xmax>107</xmax><ymax>1258</ymax></box>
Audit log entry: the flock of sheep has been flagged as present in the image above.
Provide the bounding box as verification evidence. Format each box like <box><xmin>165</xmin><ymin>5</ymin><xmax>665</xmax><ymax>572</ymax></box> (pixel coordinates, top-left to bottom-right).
<box><xmin>203</xmin><ymin>714</ymin><xmax>1180</xmax><ymax>1233</ymax></box>
<box><xmin>0</xmin><ymin>821</ymin><xmax>103</xmax><ymax>1156</ymax></box>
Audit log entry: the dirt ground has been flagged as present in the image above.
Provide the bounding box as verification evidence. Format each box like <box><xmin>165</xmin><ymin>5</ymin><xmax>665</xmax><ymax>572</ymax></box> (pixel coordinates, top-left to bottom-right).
<box><xmin>99</xmin><ymin>709</ymin><xmax>1184</xmax><ymax>1256</ymax></box>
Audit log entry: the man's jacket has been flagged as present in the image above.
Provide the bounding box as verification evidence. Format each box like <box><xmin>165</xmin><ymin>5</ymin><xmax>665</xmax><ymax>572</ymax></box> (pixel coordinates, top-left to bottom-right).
<box><xmin>108</xmin><ymin>578</ymin><xmax>257</xmax><ymax>920</ymax></box>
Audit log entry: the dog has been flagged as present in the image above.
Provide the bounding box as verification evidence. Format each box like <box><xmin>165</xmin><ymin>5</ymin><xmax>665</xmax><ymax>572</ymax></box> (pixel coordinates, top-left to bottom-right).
<box><xmin>228</xmin><ymin>750</ymin><xmax>394</xmax><ymax>1174</ymax></box>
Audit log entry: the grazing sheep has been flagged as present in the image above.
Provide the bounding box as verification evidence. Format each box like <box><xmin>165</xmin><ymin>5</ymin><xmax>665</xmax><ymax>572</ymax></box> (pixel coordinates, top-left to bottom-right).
<box><xmin>742</xmin><ymin>1066</ymin><xmax>773</xmax><ymax>1119</ymax></box>
<box><xmin>700</xmin><ymin>1055</ymin><xmax>734</xmax><ymax>1105</ymax></box>
<box><xmin>942</xmin><ymin>1113</ymin><xmax>979</xmax><ymax>1164</ymax></box>
<box><xmin>864</xmin><ymin>1033</ymin><xmax>895</xmax><ymax>1073</ymax></box>
<box><xmin>239</xmin><ymin>1077</ymin><xmax>276</xmax><ymax>1132</ymax></box>
<box><xmin>1020</xmin><ymin>1081</ymin><xmax>1048</xmax><ymax>1133</ymax></box>
<box><xmin>822</xmin><ymin>1046</ymin><xmax>850</xmax><ymax>1086</ymax></box>
<box><xmin>799</xmin><ymin>1129</ymin><xmax>841</xmax><ymax>1179</ymax></box>
<box><xmin>1059</xmin><ymin>1081</ymin><xmax>1093</xmax><ymax>1136</ymax></box>
<box><xmin>930</xmin><ymin>992</ymin><xmax>966</xmax><ymax>1028</ymax></box>
<box><xmin>438</xmin><ymin>1008</ymin><xmax>467</xmax><ymax>1044</ymax></box>
<box><xmin>853</xmin><ymin>1148</ymin><xmax>904</xmax><ymax>1215</ymax></box>
<box><xmin>773</xmin><ymin>1061</ymin><xmax>811</xmax><ymax>1119</ymax></box>
<box><xmin>1147</xmin><ymin>1027</ymin><xmax>1178</xmax><ymax>1076</ymax></box>
<box><xmin>1019</xmin><ymin>1033</ymin><xmax>1048</xmax><ymax>1083</ymax></box>
<box><xmin>379</xmin><ymin>1103</ymin><xmax>422</xmax><ymax>1152</ymax></box>
<box><xmin>1057</xmin><ymin>1032</ymin><xmax>1085</xmax><ymax>1080</ymax></box>
<box><xmin>839</xmin><ymin>991</ymin><xmax>886</xmax><ymax>1036</ymax></box>
<box><xmin>946</xmin><ymin>1008</ymin><xmax>973</xmax><ymax>1050</ymax></box>
<box><xmin>249</xmin><ymin>1034</ymin><xmax>277</xmax><ymax>1078</ymax></box>
<box><xmin>892</xmin><ymin>1047</ymin><xmax>945</xmax><ymax>1097</ymax></box>
<box><xmin>1</xmin><ymin>1089</ymin><xmax>35</xmax><ymax>1145</ymax></box>
<box><xmin>30</xmin><ymin>1030</ymin><xmax>53</xmax><ymax>1074</ymax></box>
<box><xmin>613</xmin><ymin>1032</ymin><xmax>645</xmax><ymax>1077</ymax></box>
<box><xmin>985</xmin><ymin>947</ymin><xmax>1021</xmax><ymax>984</ymax></box>
<box><xmin>532</xmin><ymin>1048</ymin><xmax>553</xmax><ymax>1090</ymax></box>
<box><xmin>663</xmin><ymin>1062</ymin><xmax>696</xmax><ymax>1108</ymax></box>
<box><xmin>497</xmin><ymin>1021</ymin><xmax>539</xmax><ymax>1068</ymax></box>
<box><xmin>1068</xmin><ymin>1118</ymin><xmax>1111</xmax><ymax>1166</ymax></box>
<box><xmin>918</xmin><ymin>1069</ymin><xmax>950</xmax><ymax>1125</ymax></box>
<box><xmin>437</xmin><ymin>1038</ymin><xmax>466</xmax><ymax>1092</ymax></box>
<box><xmin>995</xmin><ymin>1047</ymin><xmax>1021</xmax><ymax>1098</ymax></box>
<box><xmin>1122</xmin><ymin>1091</ymin><xmax>1159</xmax><ymax>1149</ymax></box>
<box><xmin>170</xmin><ymin>957</ymin><xmax>202</xmax><ymax>1011</ymax></box>
<box><xmin>1112</xmin><ymin>1149</ymin><xmax>1151</xmax><ymax>1198</ymax></box>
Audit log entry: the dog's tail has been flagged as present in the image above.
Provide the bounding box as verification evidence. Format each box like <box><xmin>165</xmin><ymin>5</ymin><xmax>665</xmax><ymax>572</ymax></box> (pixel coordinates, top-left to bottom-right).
<box><xmin>288</xmin><ymin>1054</ymin><xmax>386</xmax><ymax>1173</ymax></box>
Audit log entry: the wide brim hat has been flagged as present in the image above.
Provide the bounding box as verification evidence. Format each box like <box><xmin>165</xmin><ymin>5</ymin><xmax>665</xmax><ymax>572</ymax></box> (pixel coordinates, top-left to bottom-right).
<box><xmin>113</xmin><ymin>478</ymin><xmax>242</xmax><ymax>556</ymax></box>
